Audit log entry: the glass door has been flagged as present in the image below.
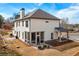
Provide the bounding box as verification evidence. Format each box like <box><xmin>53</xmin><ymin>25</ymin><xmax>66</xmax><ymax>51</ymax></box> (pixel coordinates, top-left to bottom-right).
<box><xmin>36</xmin><ymin>32</ymin><xmax>40</xmax><ymax>45</ymax></box>
<box><xmin>37</xmin><ymin>36</ymin><xmax>40</xmax><ymax>45</ymax></box>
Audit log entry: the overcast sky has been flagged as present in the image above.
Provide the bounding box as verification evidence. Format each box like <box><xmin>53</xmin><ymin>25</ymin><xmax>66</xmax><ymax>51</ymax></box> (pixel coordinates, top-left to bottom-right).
<box><xmin>0</xmin><ymin>3</ymin><xmax>79</xmax><ymax>24</ymax></box>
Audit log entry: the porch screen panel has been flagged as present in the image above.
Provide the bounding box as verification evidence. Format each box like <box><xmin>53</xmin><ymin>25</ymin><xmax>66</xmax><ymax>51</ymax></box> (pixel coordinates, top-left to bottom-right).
<box><xmin>40</xmin><ymin>32</ymin><xmax>44</xmax><ymax>40</ymax></box>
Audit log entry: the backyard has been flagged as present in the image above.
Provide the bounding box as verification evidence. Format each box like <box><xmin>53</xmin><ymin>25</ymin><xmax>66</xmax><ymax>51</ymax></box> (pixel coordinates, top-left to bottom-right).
<box><xmin>0</xmin><ymin>31</ymin><xmax>79</xmax><ymax>56</ymax></box>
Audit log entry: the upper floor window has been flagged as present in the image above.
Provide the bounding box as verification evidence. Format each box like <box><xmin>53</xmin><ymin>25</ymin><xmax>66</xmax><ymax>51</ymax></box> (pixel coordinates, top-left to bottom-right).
<box><xmin>51</xmin><ymin>33</ymin><xmax>53</xmax><ymax>39</ymax></box>
<box><xmin>26</xmin><ymin>21</ymin><xmax>28</xmax><ymax>27</ymax></box>
<box><xmin>19</xmin><ymin>21</ymin><xmax>20</xmax><ymax>26</ymax></box>
<box><xmin>22</xmin><ymin>21</ymin><xmax>24</xmax><ymax>26</ymax></box>
<box><xmin>16</xmin><ymin>22</ymin><xmax>18</xmax><ymax>27</ymax></box>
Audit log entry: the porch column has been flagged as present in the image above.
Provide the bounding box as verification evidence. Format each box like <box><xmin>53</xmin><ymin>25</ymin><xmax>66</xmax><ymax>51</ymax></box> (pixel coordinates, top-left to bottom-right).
<box><xmin>59</xmin><ymin>31</ymin><xmax>62</xmax><ymax>42</ymax></box>
<box><xmin>67</xmin><ymin>31</ymin><xmax>69</xmax><ymax>39</ymax></box>
<box><xmin>29</xmin><ymin>19</ymin><xmax>31</xmax><ymax>44</ymax></box>
<box><xmin>29</xmin><ymin>32</ymin><xmax>31</xmax><ymax>44</ymax></box>
<box><xmin>35</xmin><ymin>32</ymin><xmax>37</xmax><ymax>45</ymax></box>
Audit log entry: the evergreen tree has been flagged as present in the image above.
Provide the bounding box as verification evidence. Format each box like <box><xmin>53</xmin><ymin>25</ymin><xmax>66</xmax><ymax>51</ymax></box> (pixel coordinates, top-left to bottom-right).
<box><xmin>0</xmin><ymin>15</ymin><xmax>4</xmax><ymax>28</ymax></box>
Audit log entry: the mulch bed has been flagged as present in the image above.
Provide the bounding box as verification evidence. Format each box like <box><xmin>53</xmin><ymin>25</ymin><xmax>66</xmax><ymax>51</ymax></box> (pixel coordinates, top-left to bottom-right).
<box><xmin>45</xmin><ymin>39</ymin><xmax>73</xmax><ymax>47</ymax></box>
<box><xmin>45</xmin><ymin>39</ymin><xmax>79</xmax><ymax>51</ymax></box>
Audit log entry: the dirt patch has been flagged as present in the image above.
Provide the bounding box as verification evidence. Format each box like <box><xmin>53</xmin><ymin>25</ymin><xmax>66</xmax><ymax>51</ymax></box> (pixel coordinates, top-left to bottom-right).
<box><xmin>0</xmin><ymin>40</ymin><xmax>21</xmax><ymax>56</ymax></box>
<box><xmin>38</xmin><ymin>49</ymin><xmax>62</xmax><ymax>56</ymax></box>
<box><xmin>6</xmin><ymin>39</ymin><xmax>39</xmax><ymax>56</ymax></box>
<box><xmin>74</xmin><ymin>52</ymin><xmax>79</xmax><ymax>56</ymax></box>
<box><xmin>1</xmin><ymin>35</ymin><xmax>79</xmax><ymax>56</ymax></box>
<box><xmin>53</xmin><ymin>42</ymin><xmax>79</xmax><ymax>51</ymax></box>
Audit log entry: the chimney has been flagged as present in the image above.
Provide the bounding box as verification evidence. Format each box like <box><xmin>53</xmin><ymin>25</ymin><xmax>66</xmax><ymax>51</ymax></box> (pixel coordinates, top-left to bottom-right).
<box><xmin>20</xmin><ymin>8</ymin><xmax>25</xmax><ymax>19</ymax></box>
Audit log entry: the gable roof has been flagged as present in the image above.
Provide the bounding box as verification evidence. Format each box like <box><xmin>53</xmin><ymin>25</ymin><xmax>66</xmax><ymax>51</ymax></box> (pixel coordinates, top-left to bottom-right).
<box><xmin>16</xmin><ymin>9</ymin><xmax>60</xmax><ymax>21</ymax></box>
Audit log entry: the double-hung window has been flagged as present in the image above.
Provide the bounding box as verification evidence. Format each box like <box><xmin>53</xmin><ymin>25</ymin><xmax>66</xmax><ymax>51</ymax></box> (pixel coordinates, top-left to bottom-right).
<box><xmin>26</xmin><ymin>21</ymin><xmax>28</xmax><ymax>27</ymax></box>
<box><xmin>51</xmin><ymin>33</ymin><xmax>53</xmax><ymax>39</ymax></box>
<box><xmin>22</xmin><ymin>21</ymin><xmax>24</xmax><ymax>26</ymax></box>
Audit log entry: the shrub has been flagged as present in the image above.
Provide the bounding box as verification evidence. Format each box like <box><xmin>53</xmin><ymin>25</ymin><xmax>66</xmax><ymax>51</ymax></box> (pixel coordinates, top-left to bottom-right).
<box><xmin>43</xmin><ymin>44</ymin><xmax>47</xmax><ymax>48</ymax></box>
<box><xmin>43</xmin><ymin>44</ymin><xmax>50</xmax><ymax>49</ymax></box>
<box><xmin>38</xmin><ymin>45</ymin><xmax>45</xmax><ymax>50</ymax></box>
<box><xmin>15</xmin><ymin>36</ymin><xmax>18</xmax><ymax>39</ymax></box>
<box><xmin>10</xmin><ymin>33</ymin><xmax>14</xmax><ymax>37</ymax></box>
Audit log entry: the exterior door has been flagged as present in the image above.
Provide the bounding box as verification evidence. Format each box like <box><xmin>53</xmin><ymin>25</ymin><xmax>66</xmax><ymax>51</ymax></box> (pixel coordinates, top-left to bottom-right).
<box><xmin>36</xmin><ymin>35</ymin><xmax>40</xmax><ymax>45</ymax></box>
<box><xmin>36</xmin><ymin>32</ymin><xmax>41</xmax><ymax>45</ymax></box>
<box><xmin>31</xmin><ymin>32</ymin><xmax>44</xmax><ymax>45</ymax></box>
<box><xmin>31</xmin><ymin>32</ymin><xmax>36</xmax><ymax>43</ymax></box>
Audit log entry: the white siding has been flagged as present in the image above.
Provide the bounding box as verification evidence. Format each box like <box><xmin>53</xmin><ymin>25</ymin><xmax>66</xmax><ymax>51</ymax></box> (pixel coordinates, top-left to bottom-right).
<box><xmin>31</xmin><ymin>19</ymin><xmax>59</xmax><ymax>41</ymax></box>
<box><xmin>13</xmin><ymin>19</ymin><xmax>30</xmax><ymax>41</ymax></box>
<box><xmin>14</xmin><ymin>20</ymin><xmax>30</xmax><ymax>32</ymax></box>
<box><xmin>13</xmin><ymin>18</ymin><xmax>59</xmax><ymax>42</ymax></box>
<box><xmin>31</xmin><ymin>19</ymin><xmax>59</xmax><ymax>32</ymax></box>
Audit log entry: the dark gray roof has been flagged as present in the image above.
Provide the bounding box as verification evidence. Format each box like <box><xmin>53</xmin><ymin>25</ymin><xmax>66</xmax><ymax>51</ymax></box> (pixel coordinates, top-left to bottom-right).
<box><xmin>25</xmin><ymin>9</ymin><xmax>60</xmax><ymax>20</ymax></box>
<box><xmin>55</xmin><ymin>27</ymin><xmax>68</xmax><ymax>32</ymax></box>
<box><xmin>16</xmin><ymin>9</ymin><xmax>60</xmax><ymax>21</ymax></box>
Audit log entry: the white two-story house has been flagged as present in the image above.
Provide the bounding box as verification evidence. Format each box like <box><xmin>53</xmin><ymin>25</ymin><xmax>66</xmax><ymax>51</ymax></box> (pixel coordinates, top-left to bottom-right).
<box><xmin>13</xmin><ymin>8</ymin><xmax>61</xmax><ymax>45</ymax></box>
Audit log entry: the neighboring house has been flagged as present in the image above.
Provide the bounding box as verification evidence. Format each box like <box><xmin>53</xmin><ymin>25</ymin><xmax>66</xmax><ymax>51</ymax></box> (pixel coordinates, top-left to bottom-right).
<box><xmin>13</xmin><ymin>8</ymin><xmax>61</xmax><ymax>45</ymax></box>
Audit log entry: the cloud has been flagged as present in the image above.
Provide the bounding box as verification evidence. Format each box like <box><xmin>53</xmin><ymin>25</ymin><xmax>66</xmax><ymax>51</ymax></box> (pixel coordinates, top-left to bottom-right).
<box><xmin>34</xmin><ymin>3</ymin><xmax>43</xmax><ymax>6</ymax></box>
<box><xmin>0</xmin><ymin>4</ymin><xmax>19</xmax><ymax>19</ymax></box>
<box><xmin>26</xmin><ymin>8</ymin><xmax>37</xmax><ymax>13</ymax></box>
<box><xmin>56</xmin><ymin>4</ymin><xmax>79</xmax><ymax>24</ymax></box>
<box><xmin>0</xmin><ymin>13</ymin><xmax>12</xmax><ymax>19</ymax></box>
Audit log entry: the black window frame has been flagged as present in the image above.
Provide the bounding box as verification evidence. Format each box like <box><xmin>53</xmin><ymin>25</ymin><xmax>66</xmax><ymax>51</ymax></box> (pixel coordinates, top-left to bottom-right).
<box><xmin>22</xmin><ymin>21</ymin><xmax>24</xmax><ymax>26</ymax></box>
<box><xmin>51</xmin><ymin>33</ymin><xmax>53</xmax><ymax>39</ymax></box>
<box><xmin>26</xmin><ymin>21</ymin><xmax>28</xmax><ymax>27</ymax></box>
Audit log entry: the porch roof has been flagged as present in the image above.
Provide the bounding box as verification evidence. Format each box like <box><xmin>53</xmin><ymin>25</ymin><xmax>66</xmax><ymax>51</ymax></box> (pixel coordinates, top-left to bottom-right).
<box><xmin>55</xmin><ymin>27</ymin><xmax>68</xmax><ymax>32</ymax></box>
